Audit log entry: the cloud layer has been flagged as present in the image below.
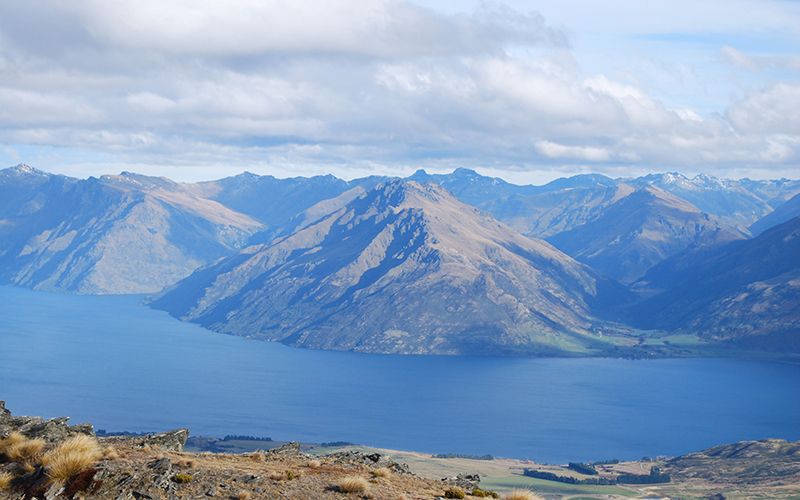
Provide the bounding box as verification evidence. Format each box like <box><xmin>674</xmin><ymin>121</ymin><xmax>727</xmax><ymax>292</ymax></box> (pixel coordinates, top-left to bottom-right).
<box><xmin>0</xmin><ymin>0</ymin><xmax>798</xmax><ymax>180</ymax></box>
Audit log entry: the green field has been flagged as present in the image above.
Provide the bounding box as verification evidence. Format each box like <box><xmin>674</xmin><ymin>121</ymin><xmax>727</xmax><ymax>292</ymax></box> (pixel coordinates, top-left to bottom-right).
<box><xmin>479</xmin><ymin>475</ymin><xmax>639</xmax><ymax>496</ymax></box>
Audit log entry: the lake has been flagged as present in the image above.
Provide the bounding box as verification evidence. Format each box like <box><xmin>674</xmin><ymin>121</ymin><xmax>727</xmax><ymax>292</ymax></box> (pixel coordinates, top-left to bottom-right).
<box><xmin>1</xmin><ymin>285</ymin><xmax>798</xmax><ymax>464</ymax></box>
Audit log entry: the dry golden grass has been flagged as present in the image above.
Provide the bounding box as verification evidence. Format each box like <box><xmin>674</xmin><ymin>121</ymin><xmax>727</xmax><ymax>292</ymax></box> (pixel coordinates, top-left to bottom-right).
<box><xmin>22</xmin><ymin>461</ymin><xmax>38</xmax><ymax>474</ymax></box>
<box><xmin>503</xmin><ymin>489</ymin><xmax>543</xmax><ymax>500</ymax></box>
<box><xmin>102</xmin><ymin>446</ymin><xmax>119</xmax><ymax>460</ymax></box>
<box><xmin>236</xmin><ymin>490</ymin><xmax>251</xmax><ymax>500</ymax></box>
<box><xmin>177</xmin><ymin>458</ymin><xmax>196</xmax><ymax>468</ymax></box>
<box><xmin>307</xmin><ymin>459</ymin><xmax>321</xmax><ymax>469</ymax></box>
<box><xmin>339</xmin><ymin>475</ymin><xmax>369</xmax><ymax>493</ymax></box>
<box><xmin>42</xmin><ymin>435</ymin><xmax>102</xmax><ymax>483</ymax></box>
<box><xmin>0</xmin><ymin>471</ymin><xmax>14</xmax><ymax>489</ymax></box>
<box><xmin>6</xmin><ymin>438</ymin><xmax>45</xmax><ymax>460</ymax></box>
<box><xmin>373</xmin><ymin>467</ymin><xmax>392</xmax><ymax>478</ymax></box>
<box><xmin>250</xmin><ymin>451</ymin><xmax>264</xmax><ymax>462</ymax></box>
<box><xmin>0</xmin><ymin>432</ymin><xmax>26</xmax><ymax>454</ymax></box>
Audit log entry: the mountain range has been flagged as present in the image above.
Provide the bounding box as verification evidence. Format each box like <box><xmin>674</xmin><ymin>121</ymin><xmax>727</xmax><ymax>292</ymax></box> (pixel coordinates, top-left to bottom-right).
<box><xmin>2</xmin><ymin>163</ymin><xmax>799</xmax><ymax>357</ymax></box>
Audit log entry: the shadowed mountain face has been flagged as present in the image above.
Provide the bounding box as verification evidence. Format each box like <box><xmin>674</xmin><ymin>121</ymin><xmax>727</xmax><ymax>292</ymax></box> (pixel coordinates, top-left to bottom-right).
<box><xmin>749</xmin><ymin>191</ymin><xmax>800</xmax><ymax>235</ymax></box>
<box><xmin>0</xmin><ymin>166</ymin><xmax>263</xmax><ymax>294</ymax></box>
<box><xmin>627</xmin><ymin>216</ymin><xmax>800</xmax><ymax>351</ymax></box>
<box><xmin>545</xmin><ymin>187</ymin><xmax>750</xmax><ymax>284</ymax></box>
<box><xmin>148</xmin><ymin>180</ymin><xmax>630</xmax><ymax>355</ymax></box>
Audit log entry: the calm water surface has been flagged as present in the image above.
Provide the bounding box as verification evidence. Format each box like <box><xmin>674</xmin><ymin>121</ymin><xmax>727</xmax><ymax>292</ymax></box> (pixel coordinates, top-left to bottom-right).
<box><xmin>1</xmin><ymin>286</ymin><xmax>798</xmax><ymax>464</ymax></box>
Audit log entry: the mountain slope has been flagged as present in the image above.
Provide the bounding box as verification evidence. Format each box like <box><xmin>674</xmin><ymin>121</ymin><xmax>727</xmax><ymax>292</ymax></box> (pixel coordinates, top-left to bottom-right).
<box><xmin>148</xmin><ymin>180</ymin><xmax>630</xmax><ymax>355</ymax></box>
<box><xmin>749</xmin><ymin>192</ymin><xmax>800</xmax><ymax>235</ymax></box>
<box><xmin>0</xmin><ymin>168</ymin><xmax>264</xmax><ymax>294</ymax></box>
<box><xmin>627</xmin><ymin>216</ymin><xmax>800</xmax><ymax>351</ymax></box>
<box><xmin>546</xmin><ymin>187</ymin><xmax>750</xmax><ymax>284</ymax></box>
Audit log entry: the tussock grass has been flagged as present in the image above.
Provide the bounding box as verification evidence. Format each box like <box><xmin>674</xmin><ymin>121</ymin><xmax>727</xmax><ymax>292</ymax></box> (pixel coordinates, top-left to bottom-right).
<box><xmin>307</xmin><ymin>459</ymin><xmax>321</xmax><ymax>469</ymax></box>
<box><xmin>339</xmin><ymin>476</ymin><xmax>369</xmax><ymax>493</ymax></box>
<box><xmin>504</xmin><ymin>489</ymin><xmax>543</xmax><ymax>500</ymax></box>
<box><xmin>236</xmin><ymin>490</ymin><xmax>251</xmax><ymax>500</ymax></box>
<box><xmin>249</xmin><ymin>451</ymin><xmax>264</xmax><ymax>462</ymax></box>
<box><xmin>0</xmin><ymin>432</ymin><xmax>26</xmax><ymax>454</ymax></box>
<box><xmin>373</xmin><ymin>467</ymin><xmax>392</xmax><ymax>478</ymax></box>
<box><xmin>102</xmin><ymin>446</ymin><xmax>119</xmax><ymax>460</ymax></box>
<box><xmin>42</xmin><ymin>435</ymin><xmax>102</xmax><ymax>483</ymax></box>
<box><xmin>0</xmin><ymin>471</ymin><xmax>14</xmax><ymax>489</ymax></box>
<box><xmin>6</xmin><ymin>438</ymin><xmax>45</xmax><ymax>460</ymax></box>
<box><xmin>177</xmin><ymin>458</ymin><xmax>196</xmax><ymax>468</ymax></box>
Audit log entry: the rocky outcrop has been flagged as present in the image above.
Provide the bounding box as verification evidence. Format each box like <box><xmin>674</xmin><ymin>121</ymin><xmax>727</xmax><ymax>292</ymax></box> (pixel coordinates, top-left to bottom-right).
<box><xmin>441</xmin><ymin>472</ymin><xmax>481</xmax><ymax>490</ymax></box>
<box><xmin>136</xmin><ymin>428</ymin><xmax>190</xmax><ymax>452</ymax></box>
<box><xmin>327</xmin><ymin>450</ymin><xmax>413</xmax><ymax>475</ymax></box>
<box><xmin>265</xmin><ymin>441</ymin><xmax>301</xmax><ymax>457</ymax></box>
<box><xmin>0</xmin><ymin>400</ymin><xmax>94</xmax><ymax>441</ymax></box>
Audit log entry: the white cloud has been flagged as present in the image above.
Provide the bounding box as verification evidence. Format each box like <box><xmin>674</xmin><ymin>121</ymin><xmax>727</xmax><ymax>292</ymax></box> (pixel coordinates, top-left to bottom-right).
<box><xmin>0</xmin><ymin>1</ymin><xmax>798</xmax><ymax>182</ymax></box>
<box><xmin>535</xmin><ymin>141</ymin><xmax>611</xmax><ymax>161</ymax></box>
<box><xmin>719</xmin><ymin>46</ymin><xmax>800</xmax><ymax>74</ymax></box>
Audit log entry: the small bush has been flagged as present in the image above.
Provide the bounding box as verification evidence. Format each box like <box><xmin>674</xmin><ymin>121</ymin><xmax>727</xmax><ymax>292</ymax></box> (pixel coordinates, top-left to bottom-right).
<box><xmin>339</xmin><ymin>476</ymin><xmax>369</xmax><ymax>493</ymax></box>
<box><xmin>286</xmin><ymin>470</ymin><xmax>296</xmax><ymax>480</ymax></box>
<box><xmin>486</xmin><ymin>491</ymin><xmax>499</xmax><ymax>499</ymax></box>
<box><xmin>7</xmin><ymin>438</ymin><xmax>45</xmax><ymax>460</ymax></box>
<box><xmin>307</xmin><ymin>460</ymin><xmax>321</xmax><ymax>469</ymax></box>
<box><xmin>503</xmin><ymin>489</ymin><xmax>542</xmax><ymax>500</ymax></box>
<box><xmin>0</xmin><ymin>471</ymin><xmax>14</xmax><ymax>489</ymax></box>
<box><xmin>42</xmin><ymin>435</ymin><xmax>102</xmax><ymax>483</ymax></box>
<box><xmin>373</xmin><ymin>467</ymin><xmax>392</xmax><ymax>478</ymax></box>
<box><xmin>172</xmin><ymin>473</ymin><xmax>193</xmax><ymax>483</ymax></box>
<box><xmin>472</xmin><ymin>488</ymin><xmax>487</xmax><ymax>498</ymax></box>
<box><xmin>444</xmin><ymin>487</ymin><xmax>466</xmax><ymax>499</ymax></box>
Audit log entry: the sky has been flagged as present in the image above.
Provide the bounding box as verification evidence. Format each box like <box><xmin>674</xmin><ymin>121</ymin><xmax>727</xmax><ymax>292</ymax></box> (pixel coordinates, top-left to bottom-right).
<box><xmin>0</xmin><ymin>0</ymin><xmax>799</xmax><ymax>184</ymax></box>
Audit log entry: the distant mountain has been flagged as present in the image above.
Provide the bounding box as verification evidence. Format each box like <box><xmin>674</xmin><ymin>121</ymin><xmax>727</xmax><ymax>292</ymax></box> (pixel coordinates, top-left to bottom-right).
<box><xmin>148</xmin><ymin>180</ymin><xmax>631</xmax><ymax>355</ymax></box>
<box><xmin>630</xmin><ymin>172</ymin><xmax>800</xmax><ymax>227</ymax></box>
<box><xmin>185</xmin><ymin>172</ymin><xmax>387</xmax><ymax>232</ymax></box>
<box><xmin>749</xmin><ymin>192</ymin><xmax>800</xmax><ymax>235</ymax></box>
<box><xmin>0</xmin><ymin>166</ymin><xmax>263</xmax><ymax>294</ymax></box>
<box><xmin>545</xmin><ymin>187</ymin><xmax>749</xmax><ymax>284</ymax></box>
<box><xmin>627</xmin><ymin>216</ymin><xmax>800</xmax><ymax>351</ymax></box>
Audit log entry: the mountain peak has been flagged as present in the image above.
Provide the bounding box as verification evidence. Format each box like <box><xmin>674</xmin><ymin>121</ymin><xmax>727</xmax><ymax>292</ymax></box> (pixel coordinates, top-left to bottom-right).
<box><xmin>3</xmin><ymin>163</ymin><xmax>50</xmax><ymax>177</ymax></box>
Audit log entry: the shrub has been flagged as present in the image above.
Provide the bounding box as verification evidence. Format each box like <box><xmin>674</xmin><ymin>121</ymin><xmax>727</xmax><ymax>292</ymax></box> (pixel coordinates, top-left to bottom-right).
<box><xmin>486</xmin><ymin>491</ymin><xmax>499</xmax><ymax>499</ymax></box>
<box><xmin>0</xmin><ymin>471</ymin><xmax>14</xmax><ymax>489</ymax></box>
<box><xmin>172</xmin><ymin>474</ymin><xmax>193</xmax><ymax>484</ymax></box>
<box><xmin>286</xmin><ymin>470</ymin><xmax>296</xmax><ymax>480</ymax></box>
<box><xmin>42</xmin><ymin>435</ymin><xmax>102</xmax><ymax>483</ymax></box>
<box><xmin>444</xmin><ymin>487</ymin><xmax>466</xmax><ymax>499</ymax></box>
<box><xmin>373</xmin><ymin>467</ymin><xmax>392</xmax><ymax>478</ymax></box>
<box><xmin>6</xmin><ymin>438</ymin><xmax>45</xmax><ymax>460</ymax></box>
<box><xmin>503</xmin><ymin>489</ymin><xmax>543</xmax><ymax>500</ymax></box>
<box><xmin>338</xmin><ymin>476</ymin><xmax>369</xmax><ymax>493</ymax></box>
<box><xmin>472</xmin><ymin>488</ymin><xmax>487</xmax><ymax>498</ymax></box>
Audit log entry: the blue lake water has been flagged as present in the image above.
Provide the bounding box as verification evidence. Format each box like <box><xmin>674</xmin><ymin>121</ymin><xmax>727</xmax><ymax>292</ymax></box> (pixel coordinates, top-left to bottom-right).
<box><xmin>1</xmin><ymin>285</ymin><xmax>798</xmax><ymax>464</ymax></box>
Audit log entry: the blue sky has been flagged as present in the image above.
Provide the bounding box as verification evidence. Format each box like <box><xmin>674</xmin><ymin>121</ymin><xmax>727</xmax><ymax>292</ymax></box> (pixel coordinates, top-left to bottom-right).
<box><xmin>0</xmin><ymin>0</ymin><xmax>798</xmax><ymax>184</ymax></box>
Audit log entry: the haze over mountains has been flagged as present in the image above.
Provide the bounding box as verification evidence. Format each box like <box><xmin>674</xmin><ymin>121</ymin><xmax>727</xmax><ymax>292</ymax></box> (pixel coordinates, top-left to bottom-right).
<box><xmin>2</xmin><ymin>163</ymin><xmax>799</xmax><ymax>356</ymax></box>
